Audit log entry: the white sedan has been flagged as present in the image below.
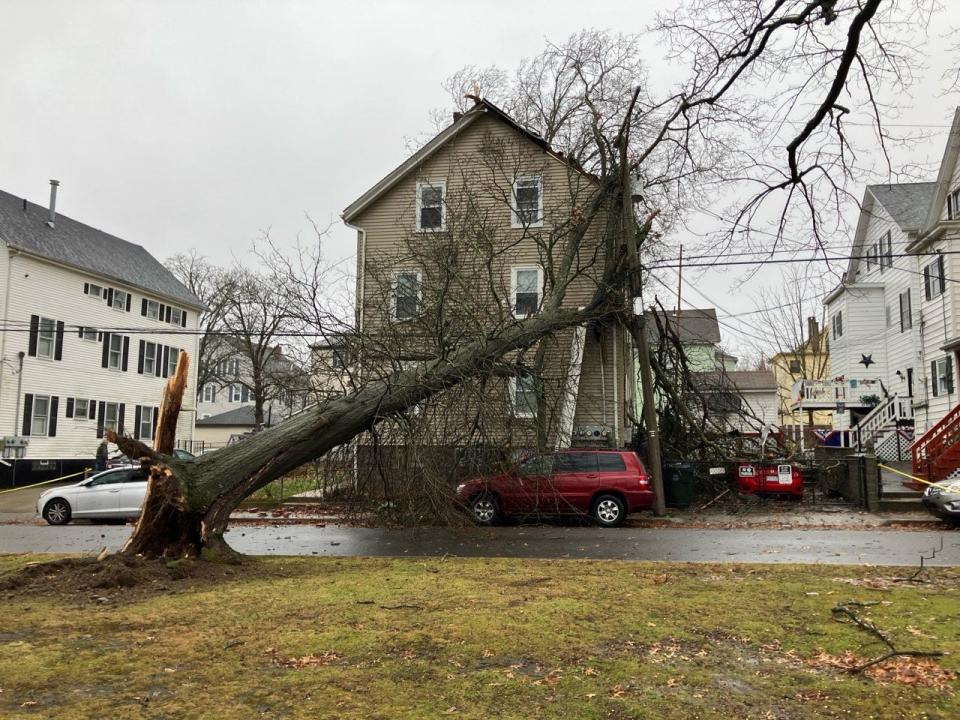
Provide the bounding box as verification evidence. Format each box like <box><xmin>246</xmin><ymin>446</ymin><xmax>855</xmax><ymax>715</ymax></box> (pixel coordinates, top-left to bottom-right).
<box><xmin>37</xmin><ymin>466</ymin><xmax>148</xmax><ymax>525</ymax></box>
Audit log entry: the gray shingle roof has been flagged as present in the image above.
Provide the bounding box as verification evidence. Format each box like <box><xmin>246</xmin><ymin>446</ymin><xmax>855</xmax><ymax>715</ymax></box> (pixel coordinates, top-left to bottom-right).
<box><xmin>868</xmin><ymin>182</ymin><xmax>937</xmax><ymax>232</ymax></box>
<box><xmin>692</xmin><ymin>370</ymin><xmax>777</xmax><ymax>392</ymax></box>
<box><xmin>196</xmin><ymin>406</ymin><xmax>257</xmax><ymax>426</ymax></box>
<box><xmin>645</xmin><ymin>308</ymin><xmax>722</xmax><ymax>344</ymax></box>
<box><xmin>0</xmin><ymin>189</ymin><xmax>203</xmax><ymax>308</ymax></box>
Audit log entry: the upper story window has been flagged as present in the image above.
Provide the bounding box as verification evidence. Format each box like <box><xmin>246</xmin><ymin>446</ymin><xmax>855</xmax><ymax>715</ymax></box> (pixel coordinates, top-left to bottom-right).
<box><xmin>230</xmin><ymin>385</ymin><xmax>242</xmax><ymax>403</ymax></box>
<box><xmin>108</xmin><ymin>334</ymin><xmax>124</xmax><ymax>369</ymax></box>
<box><xmin>511</xmin><ymin>175</ymin><xmax>543</xmax><ymax>228</ymax></box>
<box><xmin>865</xmin><ymin>244</ymin><xmax>877</xmax><ymax>270</ymax></box>
<box><xmin>923</xmin><ymin>255</ymin><xmax>946</xmax><ymax>300</ymax></box>
<box><xmin>880</xmin><ymin>231</ymin><xmax>893</xmax><ymax>270</ymax></box>
<box><xmin>202</xmin><ymin>384</ymin><xmax>215</xmax><ymax>403</ymax></box>
<box><xmin>84</xmin><ymin>282</ymin><xmax>104</xmax><ymax>299</ymax></box>
<box><xmin>331</xmin><ymin>348</ymin><xmax>350</xmax><ymax>370</ymax></box>
<box><xmin>831</xmin><ymin>311</ymin><xmax>843</xmax><ymax>339</ymax></box>
<box><xmin>104</xmin><ymin>402</ymin><xmax>120</xmax><ymax>432</ymax></box>
<box><xmin>36</xmin><ymin>317</ymin><xmax>56</xmax><ymax>359</ymax></box>
<box><xmin>947</xmin><ymin>188</ymin><xmax>960</xmax><ymax>220</ymax></box>
<box><xmin>166</xmin><ymin>347</ymin><xmax>179</xmax><ymax>377</ymax></box>
<box><xmin>112</xmin><ymin>289</ymin><xmax>129</xmax><ymax>311</ymax></box>
<box><xmin>788</xmin><ymin>359</ymin><xmax>802</xmax><ymax>374</ymax></box>
<box><xmin>145</xmin><ymin>299</ymin><xmax>160</xmax><ymax>320</ymax></box>
<box><xmin>80</xmin><ymin>326</ymin><xmax>98</xmax><ymax>342</ymax></box>
<box><xmin>142</xmin><ymin>341</ymin><xmax>158</xmax><ymax>375</ymax></box>
<box><xmin>138</xmin><ymin>406</ymin><xmax>155</xmax><ymax>441</ymax></box>
<box><xmin>899</xmin><ymin>289</ymin><xmax>913</xmax><ymax>332</ymax></box>
<box><xmin>511</xmin><ymin>375</ymin><xmax>538</xmax><ymax>418</ymax></box>
<box><xmin>169</xmin><ymin>307</ymin><xmax>184</xmax><ymax>326</ymax></box>
<box><xmin>931</xmin><ymin>356</ymin><xmax>955</xmax><ymax>397</ymax></box>
<box><xmin>392</xmin><ymin>271</ymin><xmax>421</xmax><ymax>321</ymax></box>
<box><xmin>512</xmin><ymin>267</ymin><xmax>543</xmax><ymax>318</ymax></box>
<box><xmin>416</xmin><ymin>180</ymin><xmax>445</xmax><ymax>231</ymax></box>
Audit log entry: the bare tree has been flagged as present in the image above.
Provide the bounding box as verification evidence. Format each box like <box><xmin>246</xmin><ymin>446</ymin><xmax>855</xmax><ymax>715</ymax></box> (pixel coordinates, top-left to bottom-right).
<box><xmin>112</xmin><ymin>1</ymin><xmax>944</xmax><ymax>559</ymax></box>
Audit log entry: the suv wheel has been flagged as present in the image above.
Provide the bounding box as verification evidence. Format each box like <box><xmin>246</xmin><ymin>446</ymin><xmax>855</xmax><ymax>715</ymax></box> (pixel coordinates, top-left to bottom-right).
<box><xmin>470</xmin><ymin>493</ymin><xmax>501</xmax><ymax>526</ymax></box>
<box><xmin>43</xmin><ymin>499</ymin><xmax>72</xmax><ymax>526</ymax></box>
<box><xmin>591</xmin><ymin>494</ymin><xmax>625</xmax><ymax>528</ymax></box>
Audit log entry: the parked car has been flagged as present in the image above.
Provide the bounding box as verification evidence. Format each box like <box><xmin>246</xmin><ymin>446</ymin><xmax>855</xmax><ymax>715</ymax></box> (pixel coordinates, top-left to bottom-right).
<box><xmin>922</xmin><ymin>479</ymin><xmax>960</xmax><ymax>524</ymax></box>
<box><xmin>454</xmin><ymin>449</ymin><xmax>651</xmax><ymax>527</ymax></box>
<box><xmin>106</xmin><ymin>447</ymin><xmax>195</xmax><ymax>469</ymax></box>
<box><xmin>37</xmin><ymin>467</ymin><xmax>148</xmax><ymax>525</ymax></box>
<box><xmin>735</xmin><ymin>462</ymin><xmax>803</xmax><ymax>498</ymax></box>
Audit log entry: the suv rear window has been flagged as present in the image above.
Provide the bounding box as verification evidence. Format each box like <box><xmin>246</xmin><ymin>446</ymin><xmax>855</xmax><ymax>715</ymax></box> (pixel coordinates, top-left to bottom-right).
<box><xmin>555</xmin><ymin>453</ymin><xmax>599</xmax><ymax>472</ymax></box>
<box><xmin>597</xmin><ymin>454</ymin><xmax>627</xmax><ymax>472</ymax></box>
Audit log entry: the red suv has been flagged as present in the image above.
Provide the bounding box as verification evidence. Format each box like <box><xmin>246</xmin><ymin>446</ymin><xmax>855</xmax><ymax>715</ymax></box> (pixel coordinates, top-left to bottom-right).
<box><xmin>455</xmin><ymin>450</ymin><xmax>651</xmax><ymax>527</ymax></box>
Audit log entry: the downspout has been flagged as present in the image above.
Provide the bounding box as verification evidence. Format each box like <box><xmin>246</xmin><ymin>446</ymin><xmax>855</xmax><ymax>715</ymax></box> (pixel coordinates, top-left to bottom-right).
<box><xmin>0</xmin><ymin>248</ymin><xmax>17</xmax><ymax>410</ymax></box>
<box><xmin>599</xmin><ymin>330</ymin><xmax>607</xmax><ymax>428</ymax></box>
<box><xmin>612</xmin><ymin>324</ymin><xmax>620</xmax><ymax>445</ymax></box>
<box><xmin>13</xmin><ymin>352</ymin><xmax>24</xmax><ymax>436</ymax></box>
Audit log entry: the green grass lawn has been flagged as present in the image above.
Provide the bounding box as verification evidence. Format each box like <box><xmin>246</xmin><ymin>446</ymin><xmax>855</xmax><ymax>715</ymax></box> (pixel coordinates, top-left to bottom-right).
<box><xmin>0</xmin><ymin>555</ymin><xmax>956</xmax><ymax>719</ymax></box>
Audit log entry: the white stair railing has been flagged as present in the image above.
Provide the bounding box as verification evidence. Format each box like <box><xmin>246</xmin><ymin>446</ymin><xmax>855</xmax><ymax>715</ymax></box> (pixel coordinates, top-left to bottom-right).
<box><xmin>850</xmin><ymin>394</ymin><xmax>913</xmax><ymax>449</ymax></box>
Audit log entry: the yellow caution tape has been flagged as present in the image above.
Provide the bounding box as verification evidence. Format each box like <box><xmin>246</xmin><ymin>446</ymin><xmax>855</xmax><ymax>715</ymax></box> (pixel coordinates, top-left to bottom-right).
<box><xmin>877</xmin><ymin>463</ymin><xmax>950</xmax><ymax>490</ymax></box>
<box><xmin>0</xmin><ymin>469</ymin><xmax>91</xmax><ymax>496</ymax></box>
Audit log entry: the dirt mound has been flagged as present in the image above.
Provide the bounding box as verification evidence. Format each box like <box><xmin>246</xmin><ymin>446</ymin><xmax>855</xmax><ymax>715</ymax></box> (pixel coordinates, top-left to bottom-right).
<box><xmin>0</xmin><ymin>554</ymin><xmax>244</xmax><ymax>603</ymax></box>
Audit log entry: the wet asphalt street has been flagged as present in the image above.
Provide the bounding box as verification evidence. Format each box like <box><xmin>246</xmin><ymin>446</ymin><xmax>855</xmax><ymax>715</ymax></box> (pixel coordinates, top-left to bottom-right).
<box><xmin>0</xmin><ymin>523</ymin><xmax>957</xmax><ymax>565</ymax></box>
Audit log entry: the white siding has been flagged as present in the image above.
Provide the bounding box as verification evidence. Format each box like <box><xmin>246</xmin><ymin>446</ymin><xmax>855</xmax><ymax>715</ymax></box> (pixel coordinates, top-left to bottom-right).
<box><xmin>0</xmin><ymin>247</ymin><xmax>200</xmax><ymax>459</ymax></box>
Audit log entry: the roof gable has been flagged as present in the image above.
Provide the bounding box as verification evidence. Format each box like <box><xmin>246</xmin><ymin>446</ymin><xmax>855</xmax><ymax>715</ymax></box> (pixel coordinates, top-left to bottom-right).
<box><xmin>0</xmin><ymin>189</ymin><xmax>203</xmax><ymax>308</ymax></box>
<box><xmin>922</xmin><ymin>107</ymin><xmax>960</xmax><ymax>231</ymax></box>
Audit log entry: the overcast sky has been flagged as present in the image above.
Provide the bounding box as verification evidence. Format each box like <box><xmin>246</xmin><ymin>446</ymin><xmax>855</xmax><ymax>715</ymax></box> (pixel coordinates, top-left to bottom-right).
<box><xmin>2</xmin><ymin>1</ymin><xmax>958</xmax><ymax>360</ymax></box>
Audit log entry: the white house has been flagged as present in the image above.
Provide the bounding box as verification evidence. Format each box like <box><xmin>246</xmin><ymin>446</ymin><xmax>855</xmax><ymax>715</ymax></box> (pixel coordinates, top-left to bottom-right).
<box><xmin>0</xmin><ymin>181</ymin><xmax>203</xmax><ymax>484</ymax></box>
<box><xmin>819</xmin><ymin>108</ymin><xmax>960</xmax><ymax>475</ymax></box>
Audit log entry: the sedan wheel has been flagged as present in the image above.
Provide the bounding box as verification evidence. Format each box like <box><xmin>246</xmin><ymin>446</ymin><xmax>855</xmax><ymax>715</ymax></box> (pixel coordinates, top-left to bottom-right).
<box><xmin>43</xmin><ymin>499</ymin><xmax>72</xmax><ymax>526</ymax></box>
<box><xmin>591</xmin><ymin>494</ymin><xmax>625</xmax><ymax>528</ymax></box>
<box><xmin>470</xmin><ymin>494</ymin><xmax>501</xmax><ymax>525</ymax></box>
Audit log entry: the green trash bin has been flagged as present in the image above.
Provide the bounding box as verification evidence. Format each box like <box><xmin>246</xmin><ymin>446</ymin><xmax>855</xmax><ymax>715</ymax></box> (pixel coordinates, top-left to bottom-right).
<box><xmin>663</xmin><ymin>462</ymin><xmax>694</xmax><ymax>509</ymax></box>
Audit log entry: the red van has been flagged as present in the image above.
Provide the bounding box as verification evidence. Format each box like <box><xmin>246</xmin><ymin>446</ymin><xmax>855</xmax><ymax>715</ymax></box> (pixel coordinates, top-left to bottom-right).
<box><xmin>454</xmin><ymin>450</ymin><xmax>651</xmax><ymax>527</ymax></box>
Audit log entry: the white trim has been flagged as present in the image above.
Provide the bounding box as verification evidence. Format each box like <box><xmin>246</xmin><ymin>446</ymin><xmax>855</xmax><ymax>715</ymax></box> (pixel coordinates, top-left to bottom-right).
<box><xmin>510</xmin><ymin>174</ymin><xmax>544</xmax><ymax>228</ymax></box>
<box><xmin>510</xmin><ymin>375</ymin><xmax>538</xmax><ymax>418</ymax></box>
<box><xmin>31</xmin><ymin>394</ymin><xmax>51</xmax><ymax>436</ymax></box>
<box><xmin>36</xmin><ymin>316</ymin><xmax>56</xmax><ymax>359</ymax></box>
<box><xmin>511</xmin><ymin>266</ymin><xmax>543</xmax><ymax>319</ymax></box>
<box><xmin>390</xmin><ymin>270</ymin><xmax>422</xmax><ymax>321</ymax></box>
<box><xmin>415</xmin><ymin>180</ymin><xmax>447</xmax><ymax>232</ymax></box>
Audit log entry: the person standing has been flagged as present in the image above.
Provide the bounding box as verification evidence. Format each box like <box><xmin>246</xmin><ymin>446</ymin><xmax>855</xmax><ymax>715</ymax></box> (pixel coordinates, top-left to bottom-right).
<box><xmin>95</xmin><ymin>439</ymin><xmax>108</xmax><ymax>471</ymax></box>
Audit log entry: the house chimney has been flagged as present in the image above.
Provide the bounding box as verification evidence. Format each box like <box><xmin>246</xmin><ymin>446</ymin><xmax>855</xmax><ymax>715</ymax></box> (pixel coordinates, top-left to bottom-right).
<box><xmin>453</xmin><ymin>111</ymin><xmax>462</xmax><ymax>123</ymax></box>
<box><xmin>807</xmin><ymin>316</ymin><xmax>819</xmax><ymax>348</ymax></box>
<box><xmin>47</xmin><ymin>179</ymin><xmax>60</xmax><ymax>228</ymax></box>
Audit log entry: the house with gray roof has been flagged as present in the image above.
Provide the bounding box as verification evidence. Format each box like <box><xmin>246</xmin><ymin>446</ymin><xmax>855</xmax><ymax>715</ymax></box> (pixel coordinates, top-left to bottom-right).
<box><xmin>820</xmin><ymin>107</ymin><xmax>960</xmax><ymax>461</ymax></box>
<box><xmin>0</xmin><ymin>181</ymin><xmax>203</xmax><ymax>486</ymax></box>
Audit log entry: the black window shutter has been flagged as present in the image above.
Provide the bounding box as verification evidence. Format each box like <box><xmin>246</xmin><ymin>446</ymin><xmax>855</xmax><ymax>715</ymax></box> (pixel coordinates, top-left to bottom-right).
<box><xmin>96</xmin><ymin>401</ymin><xmax>106</xmax><ymax>438</ymax></box>
<box><xmin>137</xmin><ymin>339</ymin><xmax>145</xmax><ymax>374</ymax></box>
<box><xmin>126</xmin><ymin>294</ymin><xmax>132</xmax><ymax>312</ymax></box>
<box><xmin>28</xmin><ymin>315</ymin><xmax>39</xmax><ymax>357</ymax></box>
<box><xmin>84</xmin><ymin>282</ymin><xmax>89</xmax><ymax>294</ymax></box>
<box><xmin>165</xmin><ymin>305</ymin><xmax>172</xmax><ymax>323</ymax></box>
<box><xmin>66</xmin><ymin>397</ymin><xmax>74</xmax><ymax>418</ymax></box>
<box><xmin>939</xmin><ymin>255</ymin><xmax>947</xmax><ymax>294</ymax></box>
<box><xmin>181</xmin><ymin>311</ymin><xmax>187</xmax><ymax>328</ymax></box>
<box><xmin>159</xmin><ymin>303</ymin><xmax>166</xmax><ymax>320</ymax></box>
<box><xmin>924</xmin><ymin>266</ymin><xmax>931</xmax><ymax>300</ymax></box>
<box><xmin>88</xmin><ymin>400</ymin><xmax>96</xmax><ymax>420</ymax></box>
<box><xmin>241</xmin><ymin>386</ymin><xmax>249</xmax><ymax>403</ymax></box>
<box><xmin>152</xmin><ymin>406</ymin><xmax>159</xmax><ymax>440</ymax></box>
<box><xmin>101</xmin><ymin>333</ymin><xmax>111</xmax><ymax>368</ymax></box>
<box><xmin>48</xmin><ymin>397</ymin><xmax>59</xmax><ymax>437</ymax></box>
<box><xmin>141</xmin><ymin>298</ymin><xmax>148</xmax><ymax>316</ymax></box>
<box><xmin>118</xmin><ymin>403</ymin><xmax>126</xmax><ymax>435</ymax></box>
<box><xmin>899</xmin><ymin>295</ymin><xmax>905</xmax><ymax>332</ymax></box>
<box><xmin>78</xmin><ymin>325</ymin><xmax>84</xmax><ymax>339</ymax></box>
<box><xmin>162</xmin><ymin>346</ymin><xmax>170</xmax><ymax>378</ymax></box>
<box><xmin>931</xmin><ymin>361</ymin><xmax>939</xmax><ymax>397</ymax></box>
<box><xmin>212</xmin><ymin>386</ymin><xmax>217</xmax><ymax>402</ymax></box>
<box><xmin>155</xmin><ymin>349</ymin><xmax>162</xmax><ymax>377</ymax></box>
<box><xmin>54</xmin><ymin>320</ymin><xmax>65</xmax><ymax>360</ymax></box>
<box><xmin>134</xmin><ymin>406</ymin><xmax>142</xmax><ymax>440</ymax></box>
<box><xmin>22</xmin><ymin>394</ymin><xmax>33</xmax><ymax>436</ymax></box>
<box><xmin>947</xmin><ymin>356</ymin><xmax>955</xmax><ymax>395</ymax></box>
<box><xmin>107</xmin><ymin>288</ymin><xmax>114</xmax><ymax>306</ymax></box>
<box><xmin>121</xmin><ymin>336</ymin><xmax>130</xmax><ymax>371</ymax></box>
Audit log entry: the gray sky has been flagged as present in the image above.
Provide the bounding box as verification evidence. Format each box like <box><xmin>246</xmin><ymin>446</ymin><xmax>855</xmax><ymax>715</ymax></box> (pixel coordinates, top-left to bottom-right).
<box><xmin>2</xmin><ymin>1</ymin><xmax>958</xmax><ymax>360</ymax></box>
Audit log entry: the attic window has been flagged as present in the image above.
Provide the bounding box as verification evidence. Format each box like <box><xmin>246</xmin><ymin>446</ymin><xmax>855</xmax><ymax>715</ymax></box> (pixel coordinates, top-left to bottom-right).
<box><xmin>511</xmin><ymin>175</ymin><xmax>543</xmax><ymax>228</ymax></box>
<box><xmin>416</xmin><ymin>181</ymin><xmax>445</xmax><ymax>231</ymax></box>
<box><xmin>948</xmin><ymin>189</ymin><xmax>960</xmax><ymax>220</ymax></box>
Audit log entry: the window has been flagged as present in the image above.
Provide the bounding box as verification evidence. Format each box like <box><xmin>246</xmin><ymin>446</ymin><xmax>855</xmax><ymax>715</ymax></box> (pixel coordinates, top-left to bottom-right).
<box><xmin>139</xmin><ymin>406</ymin><xmax>154</xmax><ymax>441</ymax></box>
<box><xmin>142</xmin><ymin>342</ymin><xmax>157</xmax><ymax>375</ymax></box>
<box><xmin>85</xmin><ymin>283</ymin><xmax>103</xmax><ymax>299</ymax></box>
<box><xmin>416</xmin><ymin>180</ymin><xmax>445</xmax><ymax>231</ymax></box>
<box><xmin>230</xmin><ymin>358</ymin><xmax>240</xmax><ymax>376</ymax></box>
<box><xmin>947</xmin><ymin>188</ymin><xmax>960</xmax><ymax>220</ymax></box>
<box><xmin>230</xmin><ymin>385</ymin><xmax>242</xmax><ymax>403</ymax></box>
<box><xmin>166</xmin><ymin>347</ymin><xmax>179</xmax><ymax>377</ymax></box>
<box><xmin>865</xmin><ymin>244</ymin><xmax>877</xmax><ymax>270</ymax></box>
<box><xmin>512</xmin><ymin>267</ymin><xmax>542</xmax><ymax>318</ymax></box>
<box><xmin>392</xmin><ymin>271</ymin><xmax>421</xmax><ymax>321</ymax></box>
<box><xmin>108</xmin><ymin>334</ymin><xmax>123</xmax><ymax>369</ymax></box>
<box><xmin>511</xmin><ymin>175</ymin><xmax>543</xmax><ymax>227</ymax></box>
<box><xmin>788</xmin><ymin>359</ymin><xmax>802</xmax><ymax>374</ymax></box>
<box><xmin>80</xmin><ymin>326</ymin><xmax>98</xmax><ymax>342</ymax></box>
<box><xmin>202</xmin><ymin>384</ymin><xmax>215</xmax><ymax>402</ymax></box>
<box><xmin>31</xmin><ymin>395</ymin><xmax>50</xmax><ymax>436</ymax></box>
<box><xmin>885</xmin><ymin>304</ymin><xmax>892</xmax><ymax>328</ymax></box>
<box><xmin>169</xmin><ymin>307</ymin><xmax>184</xmax><ymax>326</ymax></box>
<box><xmin>332</xmin><ymin>349</ymin><xmax>349</xmax><ymax>370</ymax></box>
<box><xmin>104</xmin><ymin>402</ymin><xmax>119</xmax><ymax>432</ymax></box>
<box><xmin>36</xmin><ymin>317</ymin><xmax>56</xmax><ymax>358</ymax></box>
<box><xmin>145</xmin><ymin>300</ymin><xmax>160</xmax><ymax>320</ymax></box>
<box><xmin>899</xmin><ymin>289</ymin><xmax>913</xmax><ymax>332</ymax></box>
<box><xmin>74</xmin><ymin>398</ymin><xmax>89</xmax><ymax>419</ymax></box>
<box><xmin>511</xmin><ymin>375</ymin><xmax>538</xmax><ymax>417</ymax></box>
<box><xmin>931</xmin><ymin>356</ymin><xmax>955</xmax><ymax>397</ymax></box>
<box><xmin>924</xmin><ymin>255</ymin><xmax>946</xmax><ymax>300</ymax></box>
<box><xmin>555</xmin><ymin>452</ymin><xmax>599</xmax><ymax>473</ymax></box>
<box><xmin>112</xmin><ymin>289</ymin><xmax>128</xmax><ymax>311</ymax></box>
<box><xmin>831</xmin><ymin>311</ymin><xmax>843</xmax><ymax>339</ymax></box>
<box><xmin>89</xmin><ymin>470</ymin><xmax>130</xmax><ymax>486</ymax></box>
<box><xmin>880</xmin><ymin>231</ymin><xmax>893</xmax><ymax>269</ymax></box>
<box><xmin>518</xmin><ymin>454</ymin><xmax>554</xmax><ymax>476</ymax></box>
<box><xmin>597</xmin><ymin>453</ymin><xmax>627</xmax><ymax>472</ymax></box>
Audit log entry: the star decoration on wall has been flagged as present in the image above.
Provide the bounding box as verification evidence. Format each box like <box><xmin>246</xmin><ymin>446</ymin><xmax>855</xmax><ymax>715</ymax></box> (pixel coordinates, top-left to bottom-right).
<box><xmin>859</xmin><ymin>354</ymin><xmax>874</xmax><ymax>368</ymax></box>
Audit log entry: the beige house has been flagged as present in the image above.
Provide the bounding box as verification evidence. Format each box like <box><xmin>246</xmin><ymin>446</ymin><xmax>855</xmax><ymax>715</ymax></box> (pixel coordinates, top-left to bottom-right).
<box><xmin>341</xmin><ymin>98</ymin><xmax>633</xmax><ymax>465</ymax></box>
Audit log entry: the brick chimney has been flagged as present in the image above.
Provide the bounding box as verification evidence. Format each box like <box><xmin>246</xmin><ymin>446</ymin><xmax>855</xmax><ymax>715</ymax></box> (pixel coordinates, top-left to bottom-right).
<box><xmin>807</xmin><ymin>316</ymin><xmax>820</xmax><ymax>349</ymax></box>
